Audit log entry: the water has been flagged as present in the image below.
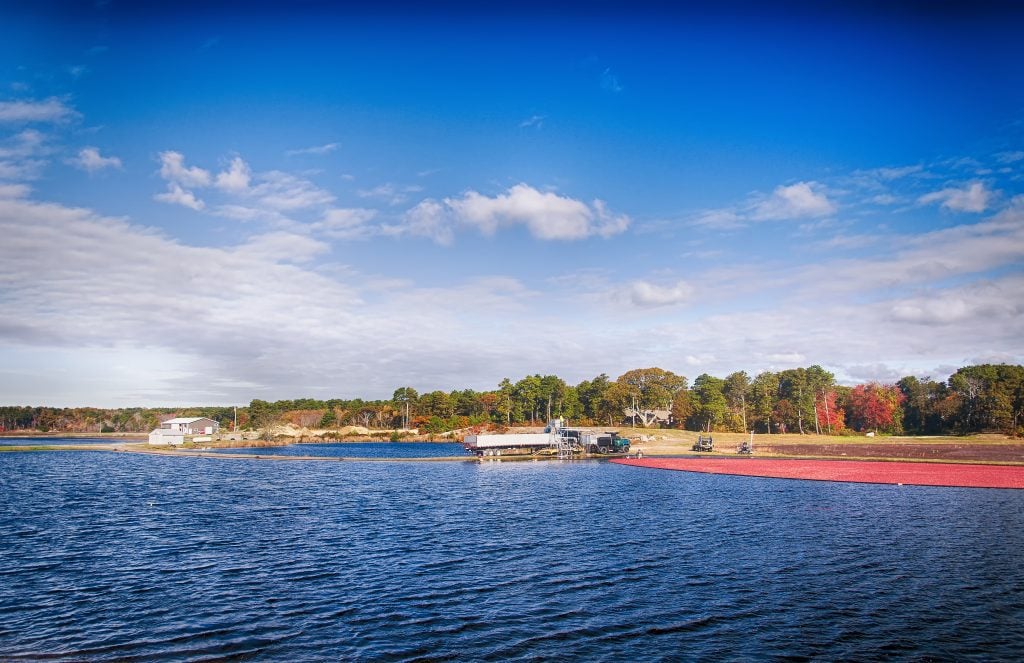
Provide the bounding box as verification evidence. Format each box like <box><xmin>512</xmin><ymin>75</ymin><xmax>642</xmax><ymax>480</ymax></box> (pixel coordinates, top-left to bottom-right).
<box><xmin>1</xmin><ymin>451</ymin><xmax>1023</xmax><ymax>660</ymax></box>
<box><xmin>0</xmin><ymin>437</ymin><xmax>129</xmax><ymax>446</ymax></box>
<box><xmin>209</xmin><ymin>441</ymin><xmax>471</xmax><ymax>458</ymax></box>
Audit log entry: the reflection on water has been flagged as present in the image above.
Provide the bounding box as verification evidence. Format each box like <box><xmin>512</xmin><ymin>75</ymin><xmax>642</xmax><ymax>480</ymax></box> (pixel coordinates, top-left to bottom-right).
<box><xmin>0</xmin><ymin>437</ymin><xmax>130</xmax><ymax>446</ymax></box>
<box><xmin>209</xmin><ymin>441</ymin><xmax>471</xmax><ymax>458</ymax></box>
<box><xmin>1</xmin><ymin>451</ymin><xmax>1022</xmax><ymax>660</ymax></box>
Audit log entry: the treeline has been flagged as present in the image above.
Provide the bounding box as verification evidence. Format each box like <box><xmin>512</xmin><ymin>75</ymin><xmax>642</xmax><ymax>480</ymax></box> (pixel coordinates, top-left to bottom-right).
<box><xmin>3</xmin><ymin>364</ymin><xmax>1022</xmax><ymax>437</ymax></box>
<box><xmin>0</xmin><ymin>406</ymin><xmax>238</xmax><ymax>434</ymax></box>
<box><xmin>245</xmin><ymin>364</ymin><xmax>1023</xmax><ymax>436</ymax></box>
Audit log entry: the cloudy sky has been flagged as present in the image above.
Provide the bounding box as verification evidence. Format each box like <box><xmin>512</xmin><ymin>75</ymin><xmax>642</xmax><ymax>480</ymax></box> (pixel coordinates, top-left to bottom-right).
<box><xmin>2</xmin><ymin>2</ymin><xmax>1023</xmax><ymax>407</ymax></box>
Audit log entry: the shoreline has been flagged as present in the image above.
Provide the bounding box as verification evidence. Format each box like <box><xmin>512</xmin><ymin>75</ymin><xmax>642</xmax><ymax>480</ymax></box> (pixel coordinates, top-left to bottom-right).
<box><xmin>4</xmin><ymin>440</ymin><xmax>1024</xmax><ymax>470</ymax></box>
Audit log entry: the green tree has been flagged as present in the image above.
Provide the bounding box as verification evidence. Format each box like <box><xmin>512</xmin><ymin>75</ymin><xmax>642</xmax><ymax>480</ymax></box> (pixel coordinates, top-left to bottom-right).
<box><xmin>690</xmin><ymin>374</ymin><xmax>728</xmax><ymax>432</ymax></box>
<box><xmin>616</xmin><ymin>367</ymin><xmax>688</xmax><ymax>411</ymax></box>
<box><xmin>723</xmin><ymin>371</ymin><xmax>751</xmax><ymax>432</ymax></box>
<box><xmin>750</xmin><ymin>372</ymin><xmax>780</xmax><ymax>433</ymax></box>
<box><xmin>576</xmin><ymin>374</ymin><xmax>612</xmax><ymax>423</ymax></box>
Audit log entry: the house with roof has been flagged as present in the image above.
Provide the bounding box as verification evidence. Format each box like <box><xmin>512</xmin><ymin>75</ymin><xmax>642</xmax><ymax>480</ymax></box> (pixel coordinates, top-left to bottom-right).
<box><xmin>148</xmin><ymin>416</ymin><xmax>220</xmax><ymax>445</ymax></box>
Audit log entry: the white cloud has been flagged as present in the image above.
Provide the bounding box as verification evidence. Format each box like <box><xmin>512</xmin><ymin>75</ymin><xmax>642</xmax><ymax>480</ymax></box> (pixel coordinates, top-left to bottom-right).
<box><xmin>215</xmin><ymin>156</ymin><xmax>251</xmax><ymax>193</ymax></box>
<box><xmin>995</xmin><ymin>151</ymin><xmax>1024</xmax><ymax>164</ymax></box>
<box><xmin>154</xmin><ymin>183</ymin><xmax>204</xmax><ymax>210</ymax></box>
<box><xmin>0</xmin><ymin>129</ymin><xmax>47</xmax><ymax>158</ymax></box>
<box><xmin>0</xmin><ymin>159</ymin><xmax>45</xmax><ymax>180</ymax></box>
<box><xmin>3</xmin><ymin>188</ymin><xmax>1023</xmax><ymax>405</ymax></box>
<box><xmin>814</xmin><ymin>233</ymin><xmax>878</xmax><ymax>250</ymax></box>
<box><xmin>888</xmin><ymin>280</ymin><xmax>1023</xmax><ymax>326</ymax></box>
<box><xmin>918</xmin><ymin>181</ymin><xmax>994</xmax><ymax>213</ymax></box>
<box><xmin>624</xmin><ymin>280</ymin><xmax>694</xmax><ymax>308</ymax></box>
<box><xmin>313</xmin><ymin>207</ymin><xmax>379</xmax><ymax>239</ymax></box>
<box><xmin>592</xmin><ymin>200</ymin><xmax>631</xmax><ymax>238</ymax></box>
<box><xmin>285</xmin><ymin>142</ymin><xmax>339</xmax><ymax>157</ymax></box>
<box><xmin>388</xmin><ymin>199</ymin><xmax>454</xmax><ymax>245</ymax></box>
<box><xmin>67</xmin><ymin>146</ymin><xmax>122</xmax><ymax>172</ymax></box>
<box><xmin>751</xmin><ymin>181</ymin><xmax>836</xmax><ymax>220</ymax></box>
<box><xmin>0</xmin><ymin>129</ymin><xmax>50</xmax><ymax>180</ymax></box>
<box><xmin>0</xmin><ymin>183</ymin><xmax>30</xmax><ymax>199</ymax></box>
<box><xmin>357</xmin><ymin>182</ymin><xmax>414</xmax><ymax>206</ymax></box>
<box><xmin>694</xmin><ymin>181</ymin><xmax>836</xmax><ymax>229</ymax></box>
<box><xmin>236</xmin><ymin>231</ymin><xmax>330</xmax><ymax>263</ymax></box>
<box><xmin>864</xmin><ymin>164</ymin><xmax>924</xmax><ymax>180</ymax></box>
<box><xmin>445</xmin><ymin>183</ymin><xmax>630</xmax><ymax>241</ymax></box>
<box><xmin>693</xmin><ymin>209</ymin><xmax>745</xmax><ymax>229</ymax></box>
<box><xmin>212</xmin><ymin>204</ymin><xmax>290</xmax><ymax>224</ymax></box>
<box><xmin>250</xmin><ymin>171</ymin><xmax>335</xmax><ymax>210</ymax></box>
<box><xmin>157</xmin><ymin>151</ymin><xmax>211</xmax><ymax>187</ymax></box>
<box><xmin>765</xmin><ymin>353</ymin><xmax>807</xmax><ymax>364</ymax></box>
<box><xmin>0</xmin><ymin>97</ymin><xmax>75</xmax><ymax>123</ymax></box>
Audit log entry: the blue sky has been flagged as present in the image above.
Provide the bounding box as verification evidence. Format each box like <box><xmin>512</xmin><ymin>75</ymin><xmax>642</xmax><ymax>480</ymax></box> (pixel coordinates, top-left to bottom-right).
<box><xmin>1</xmin><ymin>1</ymin><xmax>1023</xmax><ymax>406</ymax></box>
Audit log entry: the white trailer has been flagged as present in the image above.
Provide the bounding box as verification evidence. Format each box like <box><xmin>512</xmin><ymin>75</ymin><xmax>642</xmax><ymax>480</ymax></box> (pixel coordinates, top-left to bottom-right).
<box><xmin>463</xmin><ymin>432</ymin><xmax>555</xmax><ymax>455</ymax></box>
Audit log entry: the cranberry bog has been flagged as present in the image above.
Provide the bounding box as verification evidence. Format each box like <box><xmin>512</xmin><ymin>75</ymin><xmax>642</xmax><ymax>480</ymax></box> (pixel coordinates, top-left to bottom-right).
<box><xmin>612</xmin><ymin>457</ymin><xmax>1024</xmax><ymax>489</ymax></box>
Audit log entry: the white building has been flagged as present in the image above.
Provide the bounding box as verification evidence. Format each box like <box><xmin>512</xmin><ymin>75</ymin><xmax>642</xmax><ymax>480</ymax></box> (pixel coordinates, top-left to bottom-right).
<box><xmin>148</xmin><ymin>428</ymin><xmax>186</xmax><ymax>446</ymax></box>
<box><xmin>160</xmin><ymin>417</ymin><xmax>219</xmax><ymax>435</ymax></box>
<box><xmin>148</xmin><ymin>417</ymin><xmax>220</xmax><ymax>445</ymax></box>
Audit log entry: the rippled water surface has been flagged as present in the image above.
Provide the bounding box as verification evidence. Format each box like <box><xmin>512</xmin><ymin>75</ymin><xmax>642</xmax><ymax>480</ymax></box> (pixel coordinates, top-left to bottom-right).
<box><xmin>0</xmin><ymin>437</ymin><xmax>127</xmax><ymax>446</ymax></box>
<box><xmin>210</xmin><ymin>442</ymin><xmax>471</xmax><ymax>458</ymax></box>
<box><xmin>2</xmin><ymin>451</ymin><xmax>1023</xmax><ymax>661</ymax></box>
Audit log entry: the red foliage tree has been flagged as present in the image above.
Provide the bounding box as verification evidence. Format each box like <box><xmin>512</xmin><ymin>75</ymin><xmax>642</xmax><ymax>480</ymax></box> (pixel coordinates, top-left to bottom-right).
<box><xmin>847</xmin><ymin>383</ymin><xmax>905</xmax><ymax>433</ymax></box>
<box><xmin>815</xmin><ymin>389</ymin><xmax>845</xmax><ymax>433</ymax></box>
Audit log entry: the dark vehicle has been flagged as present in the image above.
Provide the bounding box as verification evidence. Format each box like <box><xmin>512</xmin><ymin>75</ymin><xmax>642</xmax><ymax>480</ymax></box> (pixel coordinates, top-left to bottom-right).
<box><xmin>692</xmin><ymin>435</ymin><xmax>714</xmax><ymax>452</ymax></box>
<box><xmin>587</xmin><ymin>433</ymin><xmax>630</xmax><ymax>455</ymax></box>
<box><xmin>549</xmin><ymin>423</ymin><xmax>630</xmax><ymax>455</ymax></box>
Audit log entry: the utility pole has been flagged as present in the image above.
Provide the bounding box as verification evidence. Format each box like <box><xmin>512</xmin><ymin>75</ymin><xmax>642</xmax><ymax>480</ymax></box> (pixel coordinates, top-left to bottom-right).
<box><xmin>233</xmin><ymin>406</ymin><xmax>237</xmax><ymax>431</ymax></box>
<box><xmin>798</xmin><ymin>385</ymin><xmax>805</xmax><ymax>434</ymax></box>
<box><xmin>740</xmin><ymin>393</ymin><xmax>747</xmax><ymax>433</ymax></box>
<box><xmin>821</xmin><ymin>387</ymin><xmax>832</xmax><ymax>435</ymax></box>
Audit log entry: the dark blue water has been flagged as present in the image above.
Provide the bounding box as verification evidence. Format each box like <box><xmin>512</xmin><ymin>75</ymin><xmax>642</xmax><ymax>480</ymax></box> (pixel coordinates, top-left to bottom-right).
<box><xmin>1</xmin><ymin>452</ymin><xmax>1023</xmax><ymax>660</ymax></box>
<box><xmin>0</xmin><ymin>437</ymin><xmax>130</xmax><ymax>446</ymax></box>
<box><xmin>210</xmin><ymin>442</ymin><xmax>471</xmax><ymax>458</ymax></box>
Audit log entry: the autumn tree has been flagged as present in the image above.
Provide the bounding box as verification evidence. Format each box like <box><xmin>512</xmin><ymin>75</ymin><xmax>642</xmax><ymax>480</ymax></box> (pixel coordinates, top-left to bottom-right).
<box><xmin>670</xmin><ymin>390</ymin><xmax>693</xmax><ymax>429</ymax></box>
<box><xmin>814</xmin><ymin>389</ymin><xmax>844</xmax><ymax>434</ymax></box>
<box><xmin>846</xmin><ymin>383</ymin><xmax>905</xmax><ymax>433</ymax></box>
